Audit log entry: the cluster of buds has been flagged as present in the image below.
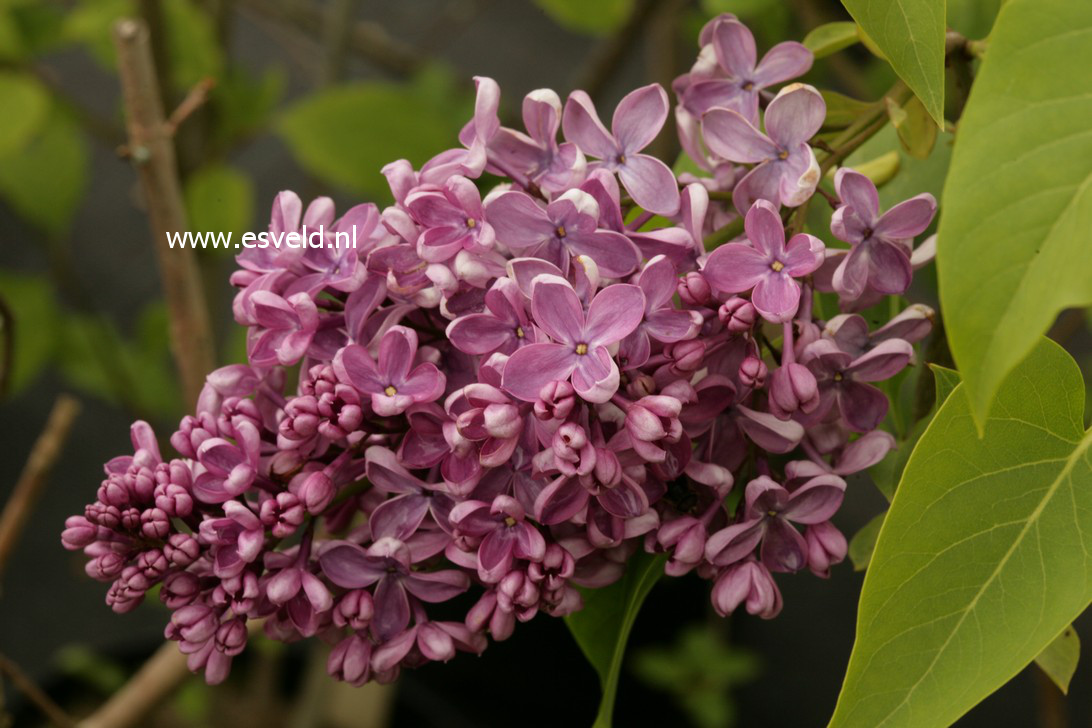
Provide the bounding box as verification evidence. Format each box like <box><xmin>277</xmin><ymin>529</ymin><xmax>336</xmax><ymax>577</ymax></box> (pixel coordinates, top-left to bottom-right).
<box><xmin>63</xmin><ymin>13</ymin><xmax>936</xmax><ymax>685</ymax></box>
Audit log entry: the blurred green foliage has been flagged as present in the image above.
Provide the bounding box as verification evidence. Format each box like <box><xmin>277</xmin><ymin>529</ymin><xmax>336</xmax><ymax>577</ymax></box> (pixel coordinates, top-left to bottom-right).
<box><xmin>632</xmin><ymin>626</ymin><xmax>759</xmax><ymax>728</ymax></box>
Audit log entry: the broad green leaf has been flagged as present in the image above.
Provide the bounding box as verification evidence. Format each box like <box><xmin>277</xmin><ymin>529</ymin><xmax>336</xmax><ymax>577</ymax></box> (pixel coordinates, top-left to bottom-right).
<box><xmin>870</xmin><ymin>364</ymin><xmax>957</xmax><ymax>501</ymax></box>
<box><xmin>184</xmin><ymin>164</ymin><xmax>254</xmax><ymax>249</ymax></box>
<box><xmin>534</xmin><ymin>0</ymin><xmax>633</xmax><ymax>35</ymax></box>
<box><xmin>820</xmin><ymin>90</ymin><xmax>875</xmax><ymax>130</ymax></box>
<box><xmin>886</xmin><ymin>95</ymin><xmax>936</xmax><ymax>160</ymax></box>
<box><xmin>850</xmin><ymin>151</ymin><xmax>900</xmax><ymax>187</ymax></box>
<box><xmin>936</xmin><ymin>0</ymin><xmax>1092</xmax><ymax>430</ymax></box>
<box><xmin>1034</xmin><ymin>625</ymin><xmax>1079</xmax><ymax>695</ymax></box>
<box><xmin>848</xmin><ymin>512</ymin><xmax>884</xmax><ymax>571</ymax></box>
<box><xmin>0</xmin><ymin>271</ymin><xmax>62</xmax><ymax>393</ymax></box>
<box><xmin>164</xmin><ymin>0</ymin><xmax>223</xmax><ymax>89</ymax></box>
<box><xmin>946</xmin><ymin>0</ymin><xmax>1001</xmax><ymax>40</ymax></box>
<box><xmin>565</xmin><ymin>551</ymin><xmax>667</xmax><ymax>727</ymax></box>
<box><xmin>632</xmin><ymin>626</ymin><xmax>758</xmax><ymax>728</ymax></box>
<box><xmin>0</xmin><ymin>71</ymin><xmax>49</xmax><ymax>157</ymax></box>
<box><xmin>277</xmin><ymin>72</ymin><xmax>466</xmax><ymax>201</ymax></box>
<box><xmin>840</xmin><ymin>0</ymin><xmax>945</xmax><ymax>124</ymax></box>
<box><xmin>803</xmin><ymin>21</ymin><xmax>859</xmax><ymax>59</ymax></box>
<box><xmin>928</xmin><ymin>364</ymin><xmax>960</xmax><ymax>410</ymax></box>
<box><xmin>830</xmin><ymin>338</ymin><xmax>1092</xmax><ymax>728</ymax></box>
<box><xmin>60</xmin><ymin>0</ymin><xmax>132</xmax><ymax>67</ymax></box>
<box><xmin>0</xmin><ymin>105</ymin><xmax>88</xmax><ymax>235</ymax></box>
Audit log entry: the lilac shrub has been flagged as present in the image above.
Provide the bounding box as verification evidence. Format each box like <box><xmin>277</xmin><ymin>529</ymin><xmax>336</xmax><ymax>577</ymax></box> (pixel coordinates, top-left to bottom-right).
<box><xmin>62</xmin><ymin>13</ymin><xmax>936</xmax><ymax>687</ymax></box>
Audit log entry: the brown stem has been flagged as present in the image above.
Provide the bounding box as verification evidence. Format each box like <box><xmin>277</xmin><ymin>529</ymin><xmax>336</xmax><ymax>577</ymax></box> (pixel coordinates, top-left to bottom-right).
<box><xmin>78</xmin><ymin>620</ymin><xmax>266</xmax><ymax>728</ymax></box>
<box><xmin>0</xmin><ymin>394</ymin><xmax>80</xmax><ymax>581</ymax></box>
<box><xmin>76</xmin><ymin>641</ymin><xmax>189</xmax><ymax>728</ymax></box>
<box><xmin>237</xmin><ymin>0</ymin><xmax>424</xmax><ymax>77</ymax></box>
<box><xmin>113</xmin><ymin>19</ymin><xmax>216</xmax><ymax>407</ymax></box>
<box><xmin>0</xmin><ymin>292</ymin><xmax>12</xmax><ymax>399</ymax></box>
<box><xmin>0</xmin><ymin>652</ymin><xmax>77</xmax><ymax>728</ymax></box>
<box><xmin>573</xmin><ymin>0</ymin><xmax>661</xmax><ymax>101</ymax></box>
<box><xmin>320</xmin><ymin>0</ymin><xmax>360</xmax><ymax>85</ymax></box>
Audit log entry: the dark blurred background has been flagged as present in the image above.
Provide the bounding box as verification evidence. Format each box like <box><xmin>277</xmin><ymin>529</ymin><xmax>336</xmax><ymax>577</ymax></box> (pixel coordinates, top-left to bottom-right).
<box><xmin>1</xmin><ymin>0</ymin><xmax>1088</xmax><ymax>726</ymax></box>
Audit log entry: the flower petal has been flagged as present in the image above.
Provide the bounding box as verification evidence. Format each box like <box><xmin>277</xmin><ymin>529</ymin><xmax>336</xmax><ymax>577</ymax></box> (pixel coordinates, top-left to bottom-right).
<box><xmin>531</xmin><ymin>276</ymin><xmax>584</xmax><ymax>344</ymax></box>
<box><xmin>501</xmin><ymin>343</ymin><xmax>577</xmax><ymax>402</ymax></box>
<box><xmin>618</xmin><ymin>154</ymin><xmax>681</xmax><ymax>215</ymax></box>
<box><xmin>584</xmin><ymin>283</ymin><xmax>646</xmax><ymax>347</ymax></box>
<box><xmin>753</xmin><ymin>41</ymin><xmax>813</xmax><ymax>87</ymax></box>
<box><xmin>702</xmin><ymin>242</ymin><xmax>770</xmax><ymax>294</ymax></box>
<box><xmin>612</xmin><ymin>84</ymin><xmax>669</xmax><ymax>153</ymax></box>
<box><xmin>562</xmin><ymin>90</ymin><xmax>619</xmax><ymax>159</ymax></box>
<box><xmin>702</xmin><ymin>108</ymin><xmax>777</xmax><ymax>163</ymax></box>
<box><xmin>764</xmin><ymin>83</ymin><xmax>825</xmax><ymax>147</ymax></box>
<box><xmin>834</xmin><ymin>168</ymin><xmax>880</xmax><ymax>222</ymax></box>
<box><xmin>874</xmin><ymin>193</ymin><xmax>937</xmax><ymax>239</ymax></box>
<box><xmin>711</xmin><ymin>19</ymin><xmax>757</xmax><ymax>78</ymax></box>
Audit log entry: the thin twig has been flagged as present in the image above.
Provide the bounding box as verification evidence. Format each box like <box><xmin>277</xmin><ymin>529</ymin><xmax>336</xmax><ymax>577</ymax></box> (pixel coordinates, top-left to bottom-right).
<box><xmin>165</xmin><ymin>78</ymin><xmax>217</xmax><ymax>136</ymax></box>
<box><xmin>0</xmin><ymin>395</ymin><xmax>81</xmax><ymax>580</ymax></box>
<box><xmin>79</xmin><ymin>620</ymin><xmax>266</xmax><ymax>728</ymax></box>
<box><xmin>113</xmin><ymin>19</ymin><xmax>215</xmax><ymax>407</ymax></box>
<box><xmin>573</xmin><ymin>0</ymin><xmax>661</xmax><ymax>100</ymax></box>
<box><xmin>0</xmin><ymin>652</ymin><xmax>77</xmax><ymax>728</ymax></box>
<box><xmin>237</xmin><ymin>0</ymin><xmax>424</xmax><ymax>78</ymax></box>
<box><xmin>77</xmin><ymin>641</ymin><xmax>189</xmax><ymax>728</ymax></box>
<box><xmin>320</xmin><ymin>0</ymin><xmax>360</xmax><ymax>85</ymax></box>
<box><xmin>0</xmin><ymin>292</ymin><xmax>12</xmax><ymax>399</ymax></box>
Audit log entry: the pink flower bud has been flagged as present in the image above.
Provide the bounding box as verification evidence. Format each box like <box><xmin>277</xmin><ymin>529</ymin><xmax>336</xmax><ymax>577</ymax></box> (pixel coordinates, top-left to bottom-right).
<box><xmin>534</xmin><ymin>380</ymin><xmax>576</xmax><ymax>421</ymax></box>
<box><xmin>718</xmin><ymin>297</ymin><xmax>757</xmax><ymax>333</ymax></box>
<box><xmin>665</xmin><ymin>340</ymin><xmax>706</xmax><ymax>374</ymax></box>
<box><xmin>677</xmin><ymin>271</ymin><xmax>712</xmax><ymax>305</ymax></box>
<box><xmin>768</xmin><ymin>363</ymin><xmax>819</xmax><ymax>419</ymax></box>
<box><xmin>805</xmin><ymin>521</ymin><xmax>847</xmax><ymax>577</ymax></box>
<box><xmin>711</xmin><ymin>561</ymin><xmax>782</xmax><ymax>619</ymax></box>
<box><xmin>292</xmin><ymin>470</ymin><xmax>334</xmax><ymax>514</ymax></box>
<box><xmin>739</xmin><ymin>355</ymin><xmax>768</xmax><ymax>388</ymax></box>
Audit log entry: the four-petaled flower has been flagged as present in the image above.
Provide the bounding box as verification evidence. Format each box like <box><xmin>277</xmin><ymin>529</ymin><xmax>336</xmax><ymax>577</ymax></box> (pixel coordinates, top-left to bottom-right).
<box><xmin>702</xmin><ymin>83</ymin><xmax>825</xmax><ymax>212</ymax></box>
<box><xmin>562</xmin><ymin>84</ymin><xmax>681</xmax><ymax>215</ymax></box>
<box><xmin>702</xmin><ymin>199</ymin><xmax>824</xmax><ymax>322</ymax></box>
<box><xmin>830</xmin><ymin>168</ymin><xmax>937</xmax><ymax>300</ymax></box>
<box><xmin>334</xmin><ymin>326</ymin><xmax>446</xmax><ymax>417</ymax></box>
<box><xmin>501</xmin><ymin>275</ymin><xmax>645</xmax><ymax>403</ymax></box>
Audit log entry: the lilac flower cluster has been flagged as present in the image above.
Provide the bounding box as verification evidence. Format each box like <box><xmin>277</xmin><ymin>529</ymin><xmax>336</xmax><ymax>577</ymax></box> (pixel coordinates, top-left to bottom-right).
<box><xmin>63</xmin><ymin>13</ymin><xmax>937</xmax><ymax>686</ymax></box>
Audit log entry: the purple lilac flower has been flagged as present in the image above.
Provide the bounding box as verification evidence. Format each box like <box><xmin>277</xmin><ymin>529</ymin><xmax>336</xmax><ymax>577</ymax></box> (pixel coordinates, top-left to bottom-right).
<box><xmin>829</xmin><ymin>168</ymin><xmax>937</xmax><ymax>300</ymax></box>
<box><xmin>501</xmin><ymin>275</ymin><xmax>644</xmax><ymax>403</ymax></box>
<box><xmin>702</xmin><ymin>199</ymin><xmax>824</xmax><ymax>322</ymax></box>
<box><xmin>333</xmin><ymin>326</ymin><xmax>446</xmax><ymax>417</ymax></box>
<box><xmin>683</xmin><ymin>18</ymin><xmax>813</xmax><ymax>124</ymax></box>
<box><xmin>701</xmin><ymin>83</ymin><xmax>825</xmax><ymax>212</ymax></box>
<box><xmin>562</xmin><ymin>84</ymin><xmax>681</xmax><ymax>215</ymax></box>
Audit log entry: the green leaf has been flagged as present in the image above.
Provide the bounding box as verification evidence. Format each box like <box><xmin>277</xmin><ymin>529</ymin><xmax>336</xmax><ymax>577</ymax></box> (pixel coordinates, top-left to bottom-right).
<box><xmin>803</xmin><ymin>21</ymin><xmax>859</xmax><ymax>59</ymax></box>
<box><xmin>946</xmin><ymin>0</ymin><xmax>1002</xmax><ymax>40</ymax></box>
<box><xmin>848</xmin><ymin>512</ymin><xmax>885</xmax><ymax>571</ymax></box>
<box><xmin>928</xmin><ymin>364</ymin><xmax>960</xmax><ymax>410</ymax></box>
<box><xmin>820</xmin><ymin>90</ymin><xmax>875</xmax><ymax>130</ymax></box>
<box><xmin>0</xmin><ymin>71</ymin><xmax>49</xmax><ymax>158</ymax></box>
<box><xmin>849</xmin><ymin>150</ymin><xmax>900</xmax><ymax>188</ymax></box>
<box><xmin>164</xmin><ymin>0</ymin><xmax>223</xmax><ymax>89</ymax></box>
<box><xmin>886</xmin><ymin>94</ymin><xmax>937</xmax><ymax>160</ymax></box>
<box><xmin>184</xmin><ymin>164</ymin><xmax>254</xmax><ymax>248</ymax></box>
<box><xmin>0</xmin><ymin>270</ymin><xmax>62</xmax><ymax>393</ymax></box>
<box><xmin>830</xmin><ymin>338</ymin><xmax>1092</xmax><ymax>728</ymax></box>
<box><xmin>936</xmin><ymin>0</ymin><xmax>1092</xmax><ymax>430</ymax></box>
<box><xmin>277</xmin><ymin>71</ymin><xmax>466</xmax><ymax>201</ymax></box>
<box><xmin>0</xmin><ymin>105</ymin><xmax>88</xmax><ymax>235</ymax></box>
<box><xmin>1034</xmin><ymin>625</ymin><xmax>1079</xmax><ymax>695</ymax></box>
<box><xmin>565</xmin><ymin>551</ymin><xmax>667</xmax><ymax>727</ymax></box>
<box><xmin>840</xmin><ymin>0</ymin><xmax>945</xmax><ymax>124</ymax></box>
<box><xmin>60</xmin><ymin>0</ymin><xmax>132</xmax><ymax>68</ymax></box>
<box><xmin>534</xmin><ymin>0</ymin><xmax>633</xmax><ymax>35</ymax></box>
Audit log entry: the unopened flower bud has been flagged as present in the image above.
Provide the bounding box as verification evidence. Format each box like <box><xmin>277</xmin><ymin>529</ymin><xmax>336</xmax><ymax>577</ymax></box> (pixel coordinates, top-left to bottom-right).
<box><xmin>292</xmin><ymin>470</ymin><xmax>334</xmax><ymax>514</ymax></box>
<box><xmin>534</xmin><ymin>380</ymin><xmax>576</xmax><ymax>421</ymax></box>
<box><xmin>665</xmin><ymin>340</ymin><xmax>705</xmax><ymax>374</ymax></box>
<box><xmin>739</xmin><ymin>355</ymin><xmax>768</xmax><ymax>388</ymax></box>
<box><xmin>768</xmin><ymin>363</ymin><xmax>819</xmax><ymax>419</ymax></box>
<box><xmin>719</xmin><ymin>297</ymin><xmax>757</xmax><ymax>333</ymax></box>
<box><xmin>677</xmin><ymin>271</ymin><xmax>712</xmax><ymax>306</ymax></box>
<box><xmin>804</xmin><ymin>521</ymin><xmax>847</xmax><ymax>578</ymax></box>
